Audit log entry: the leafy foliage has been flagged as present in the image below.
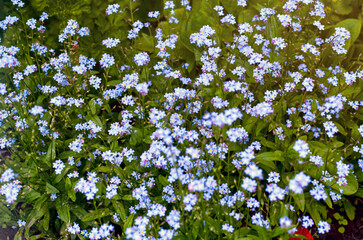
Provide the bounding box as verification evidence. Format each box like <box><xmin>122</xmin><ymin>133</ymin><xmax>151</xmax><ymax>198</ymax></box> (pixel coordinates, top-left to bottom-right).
<box><xmin>0</xmin><ymin>0</ymin><xmax>362</xmax><ymax>239</ymax></box>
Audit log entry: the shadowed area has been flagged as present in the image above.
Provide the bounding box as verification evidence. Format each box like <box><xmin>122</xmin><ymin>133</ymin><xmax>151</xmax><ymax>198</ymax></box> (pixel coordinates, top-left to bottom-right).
<box><xmin>0</xmin><ymin>226</ymin><xmax>17</xmax><ymax>240</ymax></box>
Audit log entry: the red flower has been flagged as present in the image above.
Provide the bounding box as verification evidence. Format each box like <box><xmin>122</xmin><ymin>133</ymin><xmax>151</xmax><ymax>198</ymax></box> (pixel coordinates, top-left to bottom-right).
<box><xmin>289</xmin><ymin>227</ymin><xmax>314</xmax><ymax>240</ymax></box>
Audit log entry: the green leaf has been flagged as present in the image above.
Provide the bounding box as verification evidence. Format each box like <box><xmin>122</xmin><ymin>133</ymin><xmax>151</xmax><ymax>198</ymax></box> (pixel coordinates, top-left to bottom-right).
<box><xmin>112</xmin><ymin>200</ymin><xmax>126</xmax><ymax>221</ymax></box>
<box><xmin>271</xmin><ymin>226</ymin><xmax>284</xmax><ymax>238</ymax></box>
<box><xmin>293</xmin><ymin>193</ymin><xmax>305</xmax><ymax>212</ymax></box>
<box><xmin>0</xmin><ymin>202</ymin><xmax>13</xmax><ymax>217</ymax></box>
<box><xmin>316</xmin><ymin>203</ymin><xmax>328</xmax><ymax>219</ymax></box>
<box><xmin>251</xmin><ymin>225</ymin><xmax>268</xmax><ymax>239</ymax></box>
<box><xmin>290</xmin><ymin>234</ymin><xmax>307</xmax><ymax>239</ymax></box>
<box><xmin>255</xmin><ymin>121</ymin><xmax>268</xmax><ymax>137</ymax></box>
<box><xmin>122</xmin><ymin>195</ymin><xmax>135</xmax><ymax>201</ymax></box>
<box><xmin>266</xmin><ymin>16</ymin><xmax>281</xmax><ymax>39</ymax></box>
<box><xmin>347</xmin><ymin>121</ymin><xmax>360</xmax><ymax>139</ymax></box>
<box><xmin>328</xmin><ymin>141</ymin><xmax>344</xmax><ymax>148</ymax></box>
<box><xmin>123</xmin><ymin>214</ymin><xmax>135</xmax><ymax>232</ymax></box>
<box><xmin>30</xmin><ymin>0</ymin><xmax>49</xmax><ymax>11</ymax></box>
<box><xmin>104</xmin><ymin>102</ymin><xmax>112</xmax><ymax>113</ymax></box>
<box><xmin>332</xmin><ymin>1</ymin><xmax>353</xmax><ymax>15</ymax></box>
<box><xmin>82</xmin><ymin>208</ymin><xmax>113</xmax><ymax>222</ymax></box>
<box><xmin>26</xmin><ymin>201</ymin><xmax>47</xmax><ymax>230</ymax></box>
<box><xmin>237</xmin><ymin>236</ymin><xmax>260</xmax><ymax>240</ymax></box>
<box><xmin>58</xmin><ymin>151</ymin><xmax>74</xmax><ymax>159</ymax></box>
<box><xmin>91</xmin><ymin>144</ymin><xmax>108</xmax><ymax>151</ymax></box>
<box><xmin>41</xmin><ymin>209</ymin><xmax>50</xmax><ymax>231</ymax></box>
<box><xmin>45</xmin><ymin>182</ymin><xmax>59</xmax><ymax>194</ymax></box>
<box><xmin>258</xmin><ymin>159</ymin><xmax>277</xmax><ymax>172</ymax></box>
<box><xmin>89</xmin><ymin>115</ymin><xmax>103</xmax><ymax>128</ymax></box>
<box><xmin>65</xmin><ymin>178</ymin><xmax>76</xmax><ymax>202</ymax></box>
<box><xmin>325</xmin><ymin>192</ymin><xmax>333</xmax><ymax>209</ymax></box>
<box><xmin>338</xmin><ymin>226</ymin><xmax>345</xmax><ymax>233</ymax></box>
<box><xmin>143</xmin><ymin>136</ymin><xmax>152</xmax><ymax>144</ymax></box>
<box><xmin>334</xmin><ymin>121</ymin><xmax>347</xmax><ymax>136</ymax></box>
<box><xmin>343</xmin><ymin>200</ymin><xmax>356</xmax><ymax>221</ymax></box>
<box><xmin>341</xmin><ymin>86</ymin><xmax>361</xmax><ymax>98</ymax></box>
<box><xmin>238</xmin><ymin>9</ymin><xmax>256</xmax><ymax>23</ymax></box>
<box><xmin>259</xmin><ymin>137</ymin><xmax>278</xmax><ymax>150</ymax></box>
<box><xmin>228</xmin><ymin>142</ymin><xmax>244</xmax><ymax>152</ymax></box>
<box><xmin>333</xmin><ymin>212</ymin><xmax>341</xmax><ymax>220</ymax></box>
<box><xmin>255</xmin><ymin>151</ymin><xmax>283</xmax><ymax>162</ymax></box>
<box><xmin>217</xmin><ymin>24</ymin><xmax>234</xmax><ymax>42</ymax></box>
<box><xmin>56</xmin><ymin>203</ymin><xmax>70</xmax><ymax>223</ymax></box>
<box><xmin>134</xmin><ymin>33</ymin><xmax>155</xmax><ymax>52</ymax></box>
<box><xmin>353</xmin><ymin>188</ymin><xmax>363</xmax><ymax>198</ymax></box>
<box><xmin>111</xmin><ymin>140</ymin><xmax>118</xmax><ymax>151</ymax></box>
<box><xmin>244</xmin><ymin>116</ymin><xmax>258</xmax><ymax>133</ymax></box>
<box><xmin>36</xmin><ymin>95</ymin><xmax>47</xmax><ymax>105</ymax></box>
<box><xmin>14</xmin><ymin>230</ymin><xmax>23</xmax><ymax>240</ymax></box>
<box><xmin>205</xmin><ymin>215</ymin><xmax>221</xmax><ymax>234</ymax></box>
<box><xmin>89</xmin><ymin>99</ymin><xmax>96</xmax><ymax>115</ymax></box>
<box><xmin>220</xmin><ymin>0</ymin><xmax>239</xmax><ymax>15</ymax></box>
<box><xmin>0</xmin><ymin>214</ymin><xmax>11</xmax><ymax>224</ymax></box>
<box><xmin>96</xmin><ymin>165</ymin><xmax>112</xmax><ymax>173</ymax></box>
<box><xmin>24</xmin><ymin>188</ymin><xmax>41</xmax><ymax>202</ymax></box>
<box><xmin>107</xmin><ymin>80</ymin><xmax>121</xmax><ymax>86</ymax></box>
<box><xmin>70</xmin><ymin>205</ymin><xmax>88</xmax><ymax>220</ymax></box>
<box><xmin>130</xmin><ymin>127</ymin><xmax>143</xmax><ymax>146</ymax></box>
<box><xmin>158</xmin><ymin>175</ymin><xmax>168</xmax><ymax>187</ymax></box>
<box><xmin>192</xmin><ymin>219</ymin><xmax>201</xmax><ymax>239</ymax></box>
<box><xmin>173</xmin><ymin>236</ymin><xmax>189</xmax><ymax>240</ymax></box>
<box><xmin>54</xmin><ymin>165</ymin><xmax>70</xmax><ymax>183</ymax></box>
<box><xmin>233</xmin><ymin>227</ymin><xmax>250</xmax><ymax>238</ymax></box>
<box><xmin>307</xmin><ymin>201</ymin><xmax>321</xmax><ymax>225</ymax></box>
<box><xmin>188</xmin><ymin>0</ymin><xmax>218</xmax><ymax>33</ymax></box>
<box><xmin>43</xmin><ymin>139</ymin><xmax>56</xmax><ymax>167</ymax></box>
<box><xmin>29</xmin><ymin>234</ymin><xmax>48</xmax><ymax>240</ymax></box>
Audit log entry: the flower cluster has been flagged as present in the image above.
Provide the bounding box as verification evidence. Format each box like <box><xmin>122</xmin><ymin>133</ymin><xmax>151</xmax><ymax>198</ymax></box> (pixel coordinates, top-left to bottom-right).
<box><xmin>74</xmin><ymin>172</ymin><xmax>99</xmax><ymax>200</ymax></box>
<box><xmin>0</xmin><ymin>169</ymin><xmax>22</xmax><ymax>204</ymax></box>
<box><xmin>0</xmin><ymin>0</ymin><xmax>361</xmax><ymax>239</ymax></box>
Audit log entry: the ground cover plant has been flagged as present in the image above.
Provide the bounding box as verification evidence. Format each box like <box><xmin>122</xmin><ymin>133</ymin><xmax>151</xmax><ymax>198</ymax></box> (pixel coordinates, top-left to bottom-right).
<box><xmin>0</xmin><ymin>0</ymin><xmax>363</xmax><ymax>239</ymax></box>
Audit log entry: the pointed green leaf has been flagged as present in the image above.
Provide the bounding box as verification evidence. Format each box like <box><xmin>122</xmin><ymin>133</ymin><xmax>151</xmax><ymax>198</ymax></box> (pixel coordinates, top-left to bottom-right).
<box><xmin>343</xmin><ymin>200</ymin><xmax>356</xmax><ymax>221</ymax></box>
<box><xmin>82</xmin><ymin>208</ymin><xmax>113</xmax><ymax>222</ymax></box>
<box><xmin>112</xmin><ymin>200</ymin><xmax>126</xmax><ymax>221</ymax></box>
<box><xmin>56</xmin><ymin>203</ymin><xmax>70</xmax><ymax>223</ymax></box>
<box><xmin>46</xmin><ymin>182</ymin><xmax>59</xmax><ymax>194</ymax></box>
